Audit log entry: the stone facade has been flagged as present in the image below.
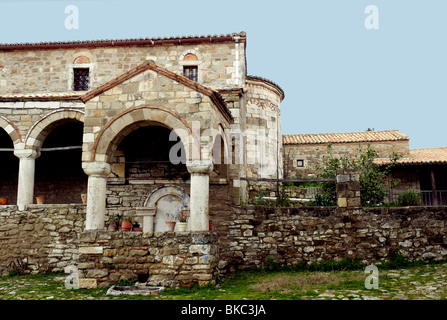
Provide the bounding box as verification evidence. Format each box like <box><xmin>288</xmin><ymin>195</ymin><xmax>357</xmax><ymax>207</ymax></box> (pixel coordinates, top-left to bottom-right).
<box><xmin>0</xmin><ymin>204</ymin><xmax>85</xmax><ymax>275</ymax></box>
<box><xmin>77</xmin><ymin>231</ymin><xmax>217</xmax><ymax>288</ymax></box>
<box><xmin>283</xmin><ymin>136</ymin><xmax>410</xmax><ymax>179</ymax></box>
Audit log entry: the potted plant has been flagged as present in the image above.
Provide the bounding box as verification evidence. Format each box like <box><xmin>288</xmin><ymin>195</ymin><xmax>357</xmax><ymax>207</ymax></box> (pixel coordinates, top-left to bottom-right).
<box><xmin>0</xmin><ymin>196</ymin><xmax>8</xmax><ymax>205</ymax></box>
<box><xmin>36</xmin><ymin>195</ymin><xmax>45</xmax><ymax>204</ymax></box>
<box><xmin>132</xmin><ymin>222</ymin><xmax>142</xmax><ymax>232</ymax></box>
<box><xmin>108</xmin><ymin>217</ymin><xmax>120</xmax><ymax>231</ymax></box>
<box><xmin>177</xmin><ymin>210</ymin><xmax>189</xmax><ymax>232</ymax></box>
<box><xmin>121</xmin><ymin>217</ymin><xmax>133</xmax><ymax>231</ymax></box>
<box><xmin>80</xmin><ymin>190</ymin><xmax>87</xmax><ymax>204</ymax></box>
<box><xmin>165</xmin><ymin>212</ymin><xmax>176</xmax><ymax>232</ymax></box>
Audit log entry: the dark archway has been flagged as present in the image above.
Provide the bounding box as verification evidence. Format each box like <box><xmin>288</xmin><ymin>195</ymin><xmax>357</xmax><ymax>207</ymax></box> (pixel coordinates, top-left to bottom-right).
<box><xmin>0</xmin><ymin>129</ymin><xmax>18</xmax><ymax>203</ymax></box>
<box><xmin>34</xmin><ymin>120</ymin><xmax>87</xmax><ymax>204</ymax></box>
<box><xmin>116</xmin><ymin>125</ymin><xmax>188</xmax><ymax>182</ymax></box>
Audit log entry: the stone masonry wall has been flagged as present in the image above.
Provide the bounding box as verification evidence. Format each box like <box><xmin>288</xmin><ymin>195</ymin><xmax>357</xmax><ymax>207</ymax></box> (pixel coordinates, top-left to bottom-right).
<box><xmin>0</xmin><ymin>204</ymin><xmax>85</xmax><ymax>275</ymax></box>
<box><xmin>77</xmin><ymin>231</ymin><xmax>218</xmax><ymax>289</ymax></box>
<box><xmin>217</xmin><ymin>205</ymin><xmax>447</xmax><ymax>272</ymax></box>
<box><xmin>284</xmin><ymin>140</ymin><xmax>410</xmax><ymax>179</ymax></box>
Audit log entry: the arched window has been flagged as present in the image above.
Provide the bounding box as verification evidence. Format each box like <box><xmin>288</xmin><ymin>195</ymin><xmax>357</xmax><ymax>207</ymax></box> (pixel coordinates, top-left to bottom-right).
<box><xmin>73</xmin><ymin>56</ymin><xmax>90</xmax><ymax>91</ymax></box>
<box><xmin>180</xmin><ymin>53</ymin><xmax>199</xmax><ymax>82</ymax></box>
<box><xmin>69</xmin><ymin>54</ymin><xmax>94</xmax><ymax>92</ymax></box>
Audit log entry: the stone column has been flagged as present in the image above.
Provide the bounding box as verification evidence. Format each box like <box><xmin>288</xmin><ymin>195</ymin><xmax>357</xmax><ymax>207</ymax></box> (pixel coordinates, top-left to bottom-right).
<box><xmin>15</xmin><ymin>148</ymin><xmax>39</xmax><ymax>211</ymax></box>
<box><xmin>136</xmin><ymin>206</ymin><xmax>156</xmax><ymax>232</ymax></box>
<box><xmin>336</xmin><ymin>169</ymin><xmax>361</xmax><ymax>208</ymax></box>
<box><xmin>82</xmin><ymin>162</ymin><xmax>111</xmax><ymax>230</ymax></box>
<box><xmin>187</xmin><ymin>160</ymin><xmax>213</xmax><ymax>231</ymax></box>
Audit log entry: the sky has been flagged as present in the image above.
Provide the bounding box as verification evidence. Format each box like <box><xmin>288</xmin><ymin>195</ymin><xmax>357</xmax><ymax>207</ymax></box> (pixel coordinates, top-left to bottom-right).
<box><xmin>0</xmin><ymin>0</ymin><xmax>445</xmax><ymax>149</ymax></box>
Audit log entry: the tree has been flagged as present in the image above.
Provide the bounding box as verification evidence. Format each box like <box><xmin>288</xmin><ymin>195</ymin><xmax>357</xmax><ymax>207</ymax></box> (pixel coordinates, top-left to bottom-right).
<box><xmin>314</xmin><ymin>144</ymin><xmax>400</xmax><ymax>206</ymax></box>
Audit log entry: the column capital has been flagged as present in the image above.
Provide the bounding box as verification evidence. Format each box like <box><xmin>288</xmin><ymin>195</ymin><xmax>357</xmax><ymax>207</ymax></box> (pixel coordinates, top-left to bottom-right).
<box><xmin>186</xmin><ymin>159</ymin><xmax>213</xmax><ymax>175</ymax></box>
<box><xmin>82</xmin><ymin>162</ymin><xmax>111</xmax><ymax>176</ymax></box>
<box><xmin>14</xmin><ymin>148</ymin><xmax>39</xmax><ymax>160</ymax></box>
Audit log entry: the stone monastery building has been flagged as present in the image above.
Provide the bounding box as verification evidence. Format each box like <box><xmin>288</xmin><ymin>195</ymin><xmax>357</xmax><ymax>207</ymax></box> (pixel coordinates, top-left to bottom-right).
<box><xmin>1</xmin><ymin>32</ymin><xmax>447</xmax><ymax>288</ymax></box>
<box><xmin>0</xmin><ymin>32</ymin><xmax>284</xmax><ymax>233</ymax></box>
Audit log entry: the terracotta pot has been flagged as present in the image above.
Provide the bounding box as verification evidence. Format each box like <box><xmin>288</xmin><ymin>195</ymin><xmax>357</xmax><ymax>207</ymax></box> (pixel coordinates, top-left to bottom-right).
<box><xmin>81</xmin><ymin>193</ymin><xmax>87</xmax><ymax>204</ymax></box>
<box><xmin>121</xmin><ymin>220</ymin><xmax>132</xmax><ymax>231</ymax></box>
<box><xmin>36</xmin><ymin>196</ymin><xmax>45</xmax><ymax>204</ymax></box>
<box><xmin>133</xmin><ymin>227</ymin><xmax>143</xmax><ymax>232</ymax></box>
<box><xmin>0</xmin><ymin>197</ymin><xmax>8</xmax><ymax>205</ymax></box>
<box><xmin>165</xmin><ymin>221</ymin><xmax>176</xmax><ymax>232</ymax></box>
<box><xmin>108</xmin><ymin>223</ymin><xmax>118</xmax><ymax>231</ymax></box>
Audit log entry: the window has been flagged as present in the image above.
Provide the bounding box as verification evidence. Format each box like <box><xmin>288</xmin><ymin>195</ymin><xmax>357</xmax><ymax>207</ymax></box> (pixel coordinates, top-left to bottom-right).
<box><xmin>183</xmin><ymin>66</ymin><xmax>198</xmax><ymax>82</ymax></box>
<box><xmin>297</xmin><ymin>160</ymin><xmax>304</xmax><ymax>168</ymax></box>
<box><xmin>73</xmin><ymin>68</ymin><xmax>90</xmax><ymax>91</ymax></box>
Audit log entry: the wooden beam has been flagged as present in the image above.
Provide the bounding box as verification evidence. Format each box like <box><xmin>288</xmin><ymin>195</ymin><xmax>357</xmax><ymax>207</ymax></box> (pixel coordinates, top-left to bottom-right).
<box><xmin>431</xmin><ymin>170</ymin><xmax>438</xmax><ymax>206</ymax></box>
<box><xmin>239</xmin><ymin>177</ymin><xmax>335</xmax><ymax>183</ymax></box>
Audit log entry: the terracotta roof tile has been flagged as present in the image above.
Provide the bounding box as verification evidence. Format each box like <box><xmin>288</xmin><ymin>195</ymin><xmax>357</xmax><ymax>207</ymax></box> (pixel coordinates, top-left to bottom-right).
<box><xmin>0</xmin><ymin>92</ymin><xmax>82</xmax><ymax>102</ymax></box>
<box><xmin>0</xmin><ymin>33</ymin><xmax>246</xmax><ymax>51</ymax></box>
<box><xmin>283</xmin><ymin>130</ymin><xmax>409</xmax><ymax>145</ymax></box>
<box><xmin>377</xmin><ymin>147</ymin><xmax>447</xmax><ymax>166</ymax></box>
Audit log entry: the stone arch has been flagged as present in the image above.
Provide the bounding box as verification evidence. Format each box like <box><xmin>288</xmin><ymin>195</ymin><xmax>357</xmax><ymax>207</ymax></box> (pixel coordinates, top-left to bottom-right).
<box><xmin>144</xmin><ymin>185</ymin><xmax>190</xmax><ymax>232</ymax></box>
<box><xmin>144</xmin><ymin>185</ymin><xmax>190</xmax><ymax>208</ymax></box>
<box><xmin>91</xmin><ymin>105</ymin><xmax>201</xmax><ymax>163</ymax></box>
<box><xmin>0</xmin><ymin>115</ymin><xmax>22</xmax><ymax>145</ymax></box>
<box><xmin>25</xmin><ymin>109</ymin><xmax>85</xmax><ymax>150</ymax></box>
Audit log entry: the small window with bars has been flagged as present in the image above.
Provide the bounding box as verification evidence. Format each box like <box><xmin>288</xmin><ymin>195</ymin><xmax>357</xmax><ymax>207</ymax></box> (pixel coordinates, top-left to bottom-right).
<box><xmin>183</xmin><ymin>66</ymin><xmax>198</xmax><ymax>82</ymax></box>
<box><xmin>73</xmin><ymin>68</ymin><xmax>90</xmax><ymax>91</ymax></box>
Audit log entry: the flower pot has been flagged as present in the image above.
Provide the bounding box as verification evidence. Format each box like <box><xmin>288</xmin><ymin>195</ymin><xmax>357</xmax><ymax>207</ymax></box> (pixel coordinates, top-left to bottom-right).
<box><xmin>36</xmin><ymin>196</ymin><xmax>45</xmax><ymax>204</ymax></box>
<box><xmin>81</xmin><ymin>193</ymin><xmax>87</xmax><ymax>204</ymax></box>
<box><xmin>133</xmin><ymin>227</ymin><xmax>143</xmax><ymax>232</ymax></box>
<box><xmin>0</xmin><ymin>197</ymin><xmax>8</xmax><ymax>205</ymax></box>
<box><xmin>177</xmin><ymin>222</ymin><xmax>187</xmax><ymax>232</ymax></box>
<box><xmin>165</xmin><ymin>221</ymin><xmax>176</xmax><ymax>232</ymax></box>
<box><xmin>121</xmin><ymin>220</ymin><xmax>132</xmax><ymax>231</ymax></box>
<box><xmin>108</xmin><ymin>223</ymin><xmax>118</xmax><ymax>231</ymax></box>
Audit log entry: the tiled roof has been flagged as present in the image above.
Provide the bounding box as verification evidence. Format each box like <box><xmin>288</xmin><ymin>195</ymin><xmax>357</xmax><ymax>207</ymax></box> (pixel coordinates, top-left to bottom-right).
<box><xmin>0</xmin><ymin>92</ymin><xmax>82</xmax><ymax>102</ymax></box>
<box><xmin>246</xmin><ymin>75</ymin><xmax>285</xmax><ymax>101</ymax></box>
<box><xmin>0</xmin><ymin>33</ymin><xmax>246</xmax><ymax>51</ymax></box>
<box><xmin>377</xmin><ymin>147</ymin><xmax>447</xmax><ymax>166</ymax></box>
<box><xmin>283</xmin><ymin>130</ymin><xmax>409</xmax><ymax>145</ymax></box>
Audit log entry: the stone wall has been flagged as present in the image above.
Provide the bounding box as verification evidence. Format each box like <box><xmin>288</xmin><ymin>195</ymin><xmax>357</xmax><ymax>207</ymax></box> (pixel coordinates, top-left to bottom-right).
<box><xmin>0</xmin><ymin>204</ymin><xmax>85</xmax><ymax>275</ymax></box>
<box><xmin>217</xmin><ymin>205</ymin><xmax>447</xmax><ymax>272</ymax></box>
<box><xmin>284</xmin><ymin>140</ymin><xmax>410</xmax><ymax>179</ymax></box>
<box><xmin>77</xmin><ymin>231</ymin><xmax>218</xmax><ymax>289</ymax></box>
<box><xmin>0</xmin><ymin>38</ymin><xmax>245</xmax><ymax>94</ymax></box>
<box><xmin>1</xmin><ymin>202</ymin><xmax>447</xmax><ymax>288</ymax></box>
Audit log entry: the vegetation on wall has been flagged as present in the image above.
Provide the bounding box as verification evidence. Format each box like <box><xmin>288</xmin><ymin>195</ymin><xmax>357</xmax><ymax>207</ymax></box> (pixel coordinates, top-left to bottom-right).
<box><xmin>313</xmin><ymin>144</ymin><xmax>401</xmax><ymax>207</ymax></box>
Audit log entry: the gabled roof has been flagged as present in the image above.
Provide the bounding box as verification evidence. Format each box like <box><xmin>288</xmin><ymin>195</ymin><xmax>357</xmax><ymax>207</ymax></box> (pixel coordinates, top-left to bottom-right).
<box><xmin>377</xmin><ymin>147</ymin><xmax>447</xmax><ymax>166</ymax></box>
<box><xmin>82</xmin><ymin>60</ymin><xmax>232</xmax><ymax>123</ymax></box>
<box><xmin>283</xmin><ymin>130</ymin><xmax>409</xmax><ymax>145</ymax></box>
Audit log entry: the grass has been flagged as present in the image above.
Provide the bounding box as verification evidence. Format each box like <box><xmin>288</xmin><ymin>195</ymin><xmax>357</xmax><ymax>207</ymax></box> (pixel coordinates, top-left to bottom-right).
<box><xmin>1</xmin><ymin>257</ymin><xmax>447</xmax><ymax>300</ymax></box>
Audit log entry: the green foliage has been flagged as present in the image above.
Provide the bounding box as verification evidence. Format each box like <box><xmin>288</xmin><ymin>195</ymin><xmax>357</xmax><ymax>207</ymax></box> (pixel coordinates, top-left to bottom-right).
<box><xmin>397</xmin><ymin>190</ymin><xmax>421</xmax><ymax>206</ymax></box>
<box><xmin>275</xmin><ymin>184</ymin><xmax>290</xmax><ymax>207</ymax></box>
<box><xmin>314</xmin><ymin>143</ymin><xmax>401</xmax><ymax>207</ymax></box>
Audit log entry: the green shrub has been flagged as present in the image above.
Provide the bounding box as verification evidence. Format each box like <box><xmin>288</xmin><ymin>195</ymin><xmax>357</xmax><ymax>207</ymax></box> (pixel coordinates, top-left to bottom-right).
<box><xmin>397</xmin><ymin>190</ymin><xmax>421</xmax><ymax>206</ymax></box>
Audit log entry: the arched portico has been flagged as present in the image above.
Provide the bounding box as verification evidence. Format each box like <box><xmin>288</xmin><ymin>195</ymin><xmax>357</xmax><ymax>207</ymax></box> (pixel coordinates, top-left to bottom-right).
<box><xmin>83</xmin><ymin>106</ymin><xmax>213</xmax><ymax>231</ymax></box>
<box><xmin>15</xmin><ymin>109</ymin><xmax>85</xmax><ymax>210</ymax></box>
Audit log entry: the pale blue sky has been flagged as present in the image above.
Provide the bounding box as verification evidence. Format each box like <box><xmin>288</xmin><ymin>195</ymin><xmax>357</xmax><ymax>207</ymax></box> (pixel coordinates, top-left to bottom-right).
<box><xmin>0</xmin><ymin>0</ymin><xmax>445</xmax><ymax>149</ymax></box>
